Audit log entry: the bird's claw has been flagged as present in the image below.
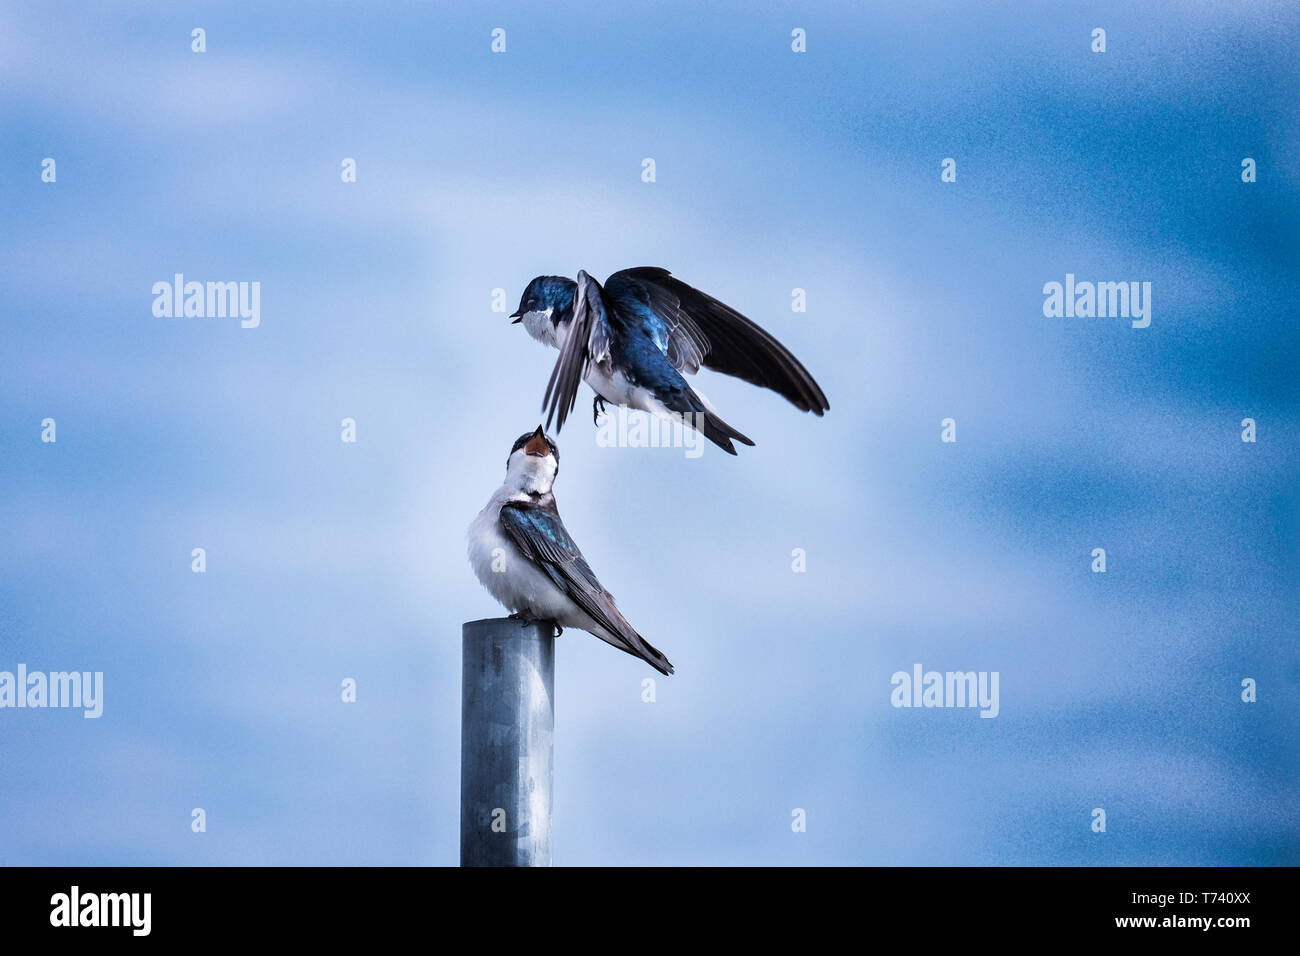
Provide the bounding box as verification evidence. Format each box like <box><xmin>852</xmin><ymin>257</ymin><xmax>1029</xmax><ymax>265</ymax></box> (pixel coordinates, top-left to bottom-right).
<box><xmin>509</xmin><ymin>611</ymin><xmax>562</xmax><ymax>637</ymax></box>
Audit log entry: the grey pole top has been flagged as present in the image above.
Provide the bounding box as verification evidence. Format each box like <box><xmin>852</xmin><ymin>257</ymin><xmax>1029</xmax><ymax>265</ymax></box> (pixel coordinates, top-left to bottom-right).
<box><xmin>460</xmin><ymin>617</ymin><xmax>555</xmax><ymax>867</ymax></box>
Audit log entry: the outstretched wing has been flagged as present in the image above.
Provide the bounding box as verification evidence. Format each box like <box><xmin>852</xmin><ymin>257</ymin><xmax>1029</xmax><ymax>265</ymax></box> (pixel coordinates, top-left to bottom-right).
<box><xmin>499</xmin><ymin>502</ymin><xmax>674</xmax><ymax>675</ymax></box>
<box><xmin>603</xmin><ymin>266</ymin><xmax>830</xmax><ymax>414</ymax></box>
<box><xmin>541</xmin><ymin>270</ymin><xmax>612</xmax><ymax>433</ymax></box>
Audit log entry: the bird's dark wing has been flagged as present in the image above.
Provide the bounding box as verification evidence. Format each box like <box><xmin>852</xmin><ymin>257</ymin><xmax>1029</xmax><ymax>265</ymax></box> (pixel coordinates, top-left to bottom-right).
<box><xmin>499</xmin><ymin>502</ymin><xmax>674</xmax><ymax>675</ymax></box>
<box><xmin>541</xmin><ymin>270</ymin><xmax>612</xmax><ymax>433</ymax></box>
<box><xmin>603</xmin><ymin>266</ymin><xmax>830</xmax><ymax>414</ymax></box>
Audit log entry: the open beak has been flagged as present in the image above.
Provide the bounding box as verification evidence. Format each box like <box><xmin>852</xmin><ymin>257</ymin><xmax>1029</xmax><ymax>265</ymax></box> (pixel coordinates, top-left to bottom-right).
<box><xmin>523</xmin><ymin>425</ymin><xmax>549</xmax><ymax>457</ymax></box>
<box><xmin>509</xmin><ymin>307</ymin><xmax>524</xmax><ymax>323</ymax></box>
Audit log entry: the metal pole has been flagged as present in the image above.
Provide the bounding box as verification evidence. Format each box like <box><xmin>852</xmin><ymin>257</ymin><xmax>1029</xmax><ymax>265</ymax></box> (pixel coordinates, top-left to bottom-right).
<box><xmin>460</xmin><ymin>617</ymin><xmax>555</xmax><ymax>867</ymax></box>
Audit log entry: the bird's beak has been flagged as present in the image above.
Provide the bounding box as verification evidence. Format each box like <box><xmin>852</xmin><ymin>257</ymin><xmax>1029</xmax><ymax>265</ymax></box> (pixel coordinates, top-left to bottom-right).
<box><xmin>524</xmin><ymin>425</ymin><xmax>549</xmax><ymax>457</ymax></box>
<box><xmin>509</xmin><ymin>307</ymin><xmax>524</xmax><ymax>323</ymax></box>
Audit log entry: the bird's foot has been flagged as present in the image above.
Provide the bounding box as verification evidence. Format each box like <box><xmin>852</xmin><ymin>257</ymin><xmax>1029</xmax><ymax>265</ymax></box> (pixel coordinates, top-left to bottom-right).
<box><xmin>510</xmin><ymin>611</ymin><xmax>561</xmax><ymax>637</ymax></box>
<box><xmin>592</xmin><ymin>396</ymin><xmax>608</xmax><ymax>425</ymax></box>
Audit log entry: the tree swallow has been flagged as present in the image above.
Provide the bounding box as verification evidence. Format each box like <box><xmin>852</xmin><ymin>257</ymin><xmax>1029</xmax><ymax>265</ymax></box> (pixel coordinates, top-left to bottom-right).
<box><xmin>467</xmin><ymin>426</ymin><xmax>674</xmax><ymax>675</ymax></box>
<box><xmin>509</xmin><ymin>267</ymin><xmax>829</xmax><ymax>454</ymax></box>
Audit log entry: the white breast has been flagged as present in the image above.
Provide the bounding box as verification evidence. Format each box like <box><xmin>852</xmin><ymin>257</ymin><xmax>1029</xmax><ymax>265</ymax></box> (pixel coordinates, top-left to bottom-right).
<box><xmin>520</xmin><ymin>308</ymin><xmax>560</xmax><ymax>348</ymax></box>
<box><xmin>467</xmin><ymin>496</ymin><xmax>582</xmax><ymax>623</ymax></box>
<box><xmin>585</xmin><ymin>363</ymin><xmax>676</xmax><ymax>420</ymax></box>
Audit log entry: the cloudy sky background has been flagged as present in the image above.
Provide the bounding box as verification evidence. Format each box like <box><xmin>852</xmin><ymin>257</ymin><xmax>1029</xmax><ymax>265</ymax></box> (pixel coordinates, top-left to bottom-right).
<box><xmin>1</xmin><ymin>1</ymin><xmax>1296</xmax><ymax>864</ymax></box>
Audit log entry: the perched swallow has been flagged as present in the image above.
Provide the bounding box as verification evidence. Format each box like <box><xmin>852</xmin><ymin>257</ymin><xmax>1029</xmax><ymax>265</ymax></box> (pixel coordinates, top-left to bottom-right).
<box><xmin>467</xmin><ymin>426</ymin><xmax>674</xmax><ymax>675</ymax></box>
<box><xmin>510</xmin><ymin>267</ymin><xmax>829</xmax><ymax>454</ymax></box>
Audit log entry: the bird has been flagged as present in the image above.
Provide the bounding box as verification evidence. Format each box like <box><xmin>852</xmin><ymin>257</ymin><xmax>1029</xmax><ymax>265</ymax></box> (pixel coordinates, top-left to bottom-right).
<box><xmin>467</xmin><ymin>425</ymin><xmax>674</xmax><ymax>675</ymax></box>
<box><xmin>509</xmin><ymin>267</ymin><xmax>829</xmax><ymax>454</ymax></box>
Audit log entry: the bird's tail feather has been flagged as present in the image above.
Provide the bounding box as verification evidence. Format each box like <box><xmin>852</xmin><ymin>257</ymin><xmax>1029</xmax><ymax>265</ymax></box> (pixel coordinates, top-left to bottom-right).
<box><xmin>670</xmin><ymin>386</ymin><xmax>753</xmax><ymax>455</ymax></box>
<box><xmin>593</xmin><ymin>621</ymin><xmax>675</xmax><ymax>676</ymax></box>
<box><xmin>628</xmin><ymin>631</ymin><xmax>675</xmax><ymax>676</ymax></box>
<box><xmin>700</xmin><ymin>410</ymin><xmax>753</xmax><ymax>455</ymax></box>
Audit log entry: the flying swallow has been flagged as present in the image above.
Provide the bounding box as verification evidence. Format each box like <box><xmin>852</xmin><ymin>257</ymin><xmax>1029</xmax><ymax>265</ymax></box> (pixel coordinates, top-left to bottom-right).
<box><xmin>467</xmin><ymin>426</ymin><xmax>674</xmax><ymax>675</ymax></box>
<box><xmin>510</xmin><ymin>267</ymin><xmax>829</xmax><ymax>454</ymax></box>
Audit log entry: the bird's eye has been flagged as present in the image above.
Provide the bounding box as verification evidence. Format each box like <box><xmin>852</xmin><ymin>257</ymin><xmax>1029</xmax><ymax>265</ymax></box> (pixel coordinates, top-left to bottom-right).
<box><xmin>527</xmin><ymin>298</ymin><xmax>537</xmax><ymax>309</ymax></box>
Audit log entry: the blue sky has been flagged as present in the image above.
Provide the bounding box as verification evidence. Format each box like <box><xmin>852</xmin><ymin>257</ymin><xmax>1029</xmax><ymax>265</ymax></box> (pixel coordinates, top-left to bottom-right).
<box><xmin>0</xmin><ymin>1</ymin><xmax>1296</xmax><ymax>865</ymax></box>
